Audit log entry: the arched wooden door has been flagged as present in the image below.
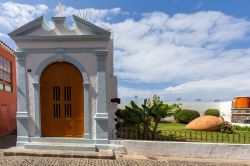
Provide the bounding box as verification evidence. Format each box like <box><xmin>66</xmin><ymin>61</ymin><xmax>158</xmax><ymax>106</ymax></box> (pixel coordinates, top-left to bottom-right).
<box><xmin>40</xmin><ymin>62</ymin><xmax>84</xmax><ymax>137</ymax></box>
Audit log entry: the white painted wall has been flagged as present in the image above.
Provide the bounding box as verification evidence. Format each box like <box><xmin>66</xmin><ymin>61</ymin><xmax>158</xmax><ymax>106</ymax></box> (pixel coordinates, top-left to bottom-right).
<box><xmin>111</xmin><ymin>140</ymin><xmax>250</xmax><ymax>160</ymax></box>
<box><xmin>171</xmin><ymin>101</ymin><xmax>232</xmax><ymax>122</ymax></box>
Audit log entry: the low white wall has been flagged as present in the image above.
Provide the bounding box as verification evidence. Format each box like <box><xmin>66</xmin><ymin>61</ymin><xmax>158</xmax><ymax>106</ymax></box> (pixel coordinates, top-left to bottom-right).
<box><xmin>232</xmin><ymin>123</ymin><xmax>250</xmax><ymax>127</ymax></box>
<box><xmin>111</xmin><ymin>140</ymin><xmax>250</xmax><ymax>160</ymax></box>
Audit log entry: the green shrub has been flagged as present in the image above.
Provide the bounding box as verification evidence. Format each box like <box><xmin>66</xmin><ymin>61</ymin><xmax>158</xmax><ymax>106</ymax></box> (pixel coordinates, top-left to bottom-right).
<box><xmin>204</xmin><ymin>109</ymin><xmax>220</xmax><ymax>117</ymax></box>
<box><xmin>219</xmin><ymin>121</ymin><xmax>233</xmax><ymax>133</ymax></box>
<box><xmin>174</xmin><ymin>109</ymin><xmax>200</xmax><ymax>123</ymax></box>
<box><xmin>233</xmin><ymin>125</ymin><xmax>250</xmax><ymax>131</ymax></box>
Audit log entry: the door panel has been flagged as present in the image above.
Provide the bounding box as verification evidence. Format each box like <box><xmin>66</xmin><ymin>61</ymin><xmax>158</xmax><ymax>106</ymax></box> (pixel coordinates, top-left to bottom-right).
<box><xmin>41</xmin><ymin>62</ymin><xmax>84</xmax><ymax>137</ymax></box>
<box><xmin>73</xmin><ymin>119</ymin><xmax>84</xmax><ymax>136</ymax></box>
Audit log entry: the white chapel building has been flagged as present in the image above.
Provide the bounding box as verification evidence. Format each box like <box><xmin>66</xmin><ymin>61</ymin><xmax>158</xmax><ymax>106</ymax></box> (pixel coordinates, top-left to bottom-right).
<box><xmin>9</xmin><ymin>12</ymin><xmax>118</xmax><ymax>150</ymax></box>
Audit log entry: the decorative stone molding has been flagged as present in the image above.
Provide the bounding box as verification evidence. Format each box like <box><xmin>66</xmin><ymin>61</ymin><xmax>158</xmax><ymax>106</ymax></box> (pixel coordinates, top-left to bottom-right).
<box><xmin>95</xmin><ymin>51</ymin><xmax>109</xmax><ymax>141</ymax></box>
<box><xmin>84</xmin><ymin>83</ymin><xmax>91</xmax><ymax>139</ymax></box>
<box><xmin>16</xmin><ymin>52</ymin><xmax>30</xmax><ymax>144</ymax></box>
<box><xmin>32</xmin><ymin>54</ymin><xmax>91</xmax><ymax>138</ymax></box>
<box><xmin>16</xmin><ymin>48</ymin><xmax>107</xmax><ymax>54</ymax></box>
<box><xmin>16</xmin><ymin>112</ymin><xmax>29</xmax><ymax>119</ymax></box>
<box><xmin>15</xmin><ymin>52</ymin><xmax>26</xmax><ymax>61</ymax></box>
<box><xmin>8</xmin><ymin>15</ymin><xmax>111</xmax><ymax>42</ymax></box>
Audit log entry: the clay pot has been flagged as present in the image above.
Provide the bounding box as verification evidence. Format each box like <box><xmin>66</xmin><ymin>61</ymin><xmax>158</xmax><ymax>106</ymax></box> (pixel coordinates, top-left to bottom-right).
<box><xmin>186</xmin><ymin>115</ymin><xmax>224</xmax><ymax>131</ymax></box>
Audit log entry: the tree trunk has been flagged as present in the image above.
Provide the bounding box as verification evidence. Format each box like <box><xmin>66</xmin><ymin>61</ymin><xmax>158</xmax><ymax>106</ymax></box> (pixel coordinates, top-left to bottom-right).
<box><xmin>136</xmin><ymin>124</ymin><xmax>140</xmax><ymax>139</ymax></box>
<box><xmin>142</xmin><ymin>119</ymin><xmax>151</xmax><ymax>139</ymax></box>
<box><xmin>142</xmin><ymin>122</ymin><xmax>147</xmax><ymax>139</ymax></box>
<box><xmin>152</xmin><ymin>118</ymin><xmax>160</xmax><ymax>139</ymax></box>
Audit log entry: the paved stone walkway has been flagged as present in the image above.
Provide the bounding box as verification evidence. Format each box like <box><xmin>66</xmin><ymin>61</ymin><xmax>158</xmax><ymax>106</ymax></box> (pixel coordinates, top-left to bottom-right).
<box><xmin>0</xmin><ymin>155</ymin><xmax>248</xmax><ymax>166</ymax></box>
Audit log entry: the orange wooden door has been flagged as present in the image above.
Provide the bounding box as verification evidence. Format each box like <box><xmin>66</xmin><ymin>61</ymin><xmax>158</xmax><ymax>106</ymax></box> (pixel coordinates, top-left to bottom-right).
<box><xmin>41</xmin><ymin>62</ymin><xmax>84</xmax><ymax>137</ymax></box>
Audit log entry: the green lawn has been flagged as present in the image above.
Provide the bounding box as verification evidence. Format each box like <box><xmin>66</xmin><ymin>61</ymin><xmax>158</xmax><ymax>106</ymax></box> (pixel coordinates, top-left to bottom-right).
<box><xmin>118</xmin><ymin>122</ymin><xmax>250</xmax><ymax>144</ymax></box>
<box><xmin>147</xmin><ymin>122</ymin><xmax>250</xmax><ymax>144</ymax></box>
<box><xmin>153</xmin><ymin>122</ymin><xmax>187</xmax><ymax>131</ymax></box>
<box><xmin>153</xmin><ymin>122</ymin><xmax>250</xmax><ymax>133</ymax></box>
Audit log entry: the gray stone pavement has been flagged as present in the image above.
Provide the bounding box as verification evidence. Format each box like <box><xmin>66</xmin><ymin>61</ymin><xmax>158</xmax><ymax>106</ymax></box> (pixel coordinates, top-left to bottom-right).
<box><xmin>0</xmin><ymin>134</ymin><xmax>249</xmax><ymax>166</ymax></box>
<box><xmin>0</xmin><ymin>156</ymin><xmax>249</xmax><ymax>166</ymax></box>
<box><xmin>3</xmin><ymin>147</ymin><xmax>115</xmax><ymax>159</ymax></box>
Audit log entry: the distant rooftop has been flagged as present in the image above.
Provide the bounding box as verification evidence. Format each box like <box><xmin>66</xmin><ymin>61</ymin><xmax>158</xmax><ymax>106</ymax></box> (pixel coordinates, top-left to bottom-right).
<box><xmin>0</xmin><ymin>40</ymin><xmax>14</xmax><ymax>55</ymax></box>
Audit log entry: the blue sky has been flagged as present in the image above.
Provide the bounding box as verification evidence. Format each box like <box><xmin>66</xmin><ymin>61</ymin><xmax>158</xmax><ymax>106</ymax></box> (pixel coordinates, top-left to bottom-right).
<box><xmin>1</xmin><ymin>0</ymin><xmax>250</xmax><ymax>17</ymax></box>
<box><xmin>1</xmin><ymin>0</ymin><xmax>250</xmax><ymax>102</ymax></box>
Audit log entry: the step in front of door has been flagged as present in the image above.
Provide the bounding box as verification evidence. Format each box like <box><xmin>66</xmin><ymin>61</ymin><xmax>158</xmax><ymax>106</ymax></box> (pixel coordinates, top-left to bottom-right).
<box><xmin>24</xmin><ymin>142</ymin><xmax>97</xmax><ymax>152</ymax></box>
<box><xmin>29</xmin><ymin>137</ymin><xmax>95</xmax><ymax>144</ymax></box>
<box><xmin>4</xmin><ymin>147</ymin><xmax>115</xmax><ymax>159</ymax></box>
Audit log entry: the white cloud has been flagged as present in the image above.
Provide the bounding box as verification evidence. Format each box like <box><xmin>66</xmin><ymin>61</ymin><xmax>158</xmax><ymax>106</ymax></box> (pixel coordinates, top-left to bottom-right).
<box><xmin>118</xmin><ymin>86</ymin><xmax>162</xmax><ymax>103</ymax></box>
<box><xmin>0</xmin><ymin>32</ymin><xmax>8</xmax><ymax>37</ymax></box>
<box><xmin>56</xmin><ymin>6</ymin><xmax>122</xmax><ymax>23</ymax></box>
<box><xmin>119</xmin><ymin>73</ymin><xmax>250</xmax><ymax>102</ymax></box>
<box><xmin>0</xmin><ymin>2</ymin><xmax>121</xmax><ymax>32</ymax></box>
<box><xmin>109</xmin><ymin>11</ymin><xmax>250</xmax><ymax>84</ymax></box>
<box><xmin>0</xmin><ymin>2</ymin><xmax>48</xmax><ymax>30</ymax></box>
<box><xmin>112</xmin><ymin>11</ymin><xmax>250</xmax><ymax>101</ymax></box>
<box><xmin>1</xmin><ymin>3</ymin><xmax>250</xmax><ymax>101</ymax></box>
<box><xmin>164</xmin><ymin>73</ymin><xmax>250</xmax><ymax>100</ymax></box>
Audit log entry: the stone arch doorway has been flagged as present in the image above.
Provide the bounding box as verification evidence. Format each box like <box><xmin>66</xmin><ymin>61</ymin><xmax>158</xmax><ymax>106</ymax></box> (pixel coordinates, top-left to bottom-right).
<box><xmin>40</xmin><ymin>62</ymin><xmax>84</xmax><ymax>137</ymax></box>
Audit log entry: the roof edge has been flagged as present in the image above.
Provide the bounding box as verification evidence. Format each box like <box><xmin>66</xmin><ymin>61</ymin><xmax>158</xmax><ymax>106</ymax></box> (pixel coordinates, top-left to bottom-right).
<box><xmin>0</xmin><ymin>40</ymin><xmax>14</xmax><ymax>55</ymax></box>
<box><xmin>72</xmin><ymin>15</ymin><xmax>111</xmax><ymax>35</ymax></box>
<box><xmin>8</xmin><ymin>16</ymin><xmax>44</xmax><ymax>38</ymax></box>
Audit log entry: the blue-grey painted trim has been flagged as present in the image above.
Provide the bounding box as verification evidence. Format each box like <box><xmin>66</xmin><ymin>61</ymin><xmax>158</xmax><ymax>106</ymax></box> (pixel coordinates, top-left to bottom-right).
<box><xmin>32</xmin><ymin>82</ymin><xmax>41</xmax><ymax>137</ymax></box>
<box><xmin>12</xmin><ymin>35</ymin><xmax>110</xmax><ymax>42</ymax></box>
<box><xmin>33</xmin><ymin>54</ymin><xmax>90</xmax><ymax>84</ymax></box>
<box><xmin>15</xmin><ymin>52</ymin><xmax>26</xmax><ymax>60</ymax></box>
<box><xmin>94</xmin><ymin>117</ymin><xmax>109</xmax><ymax>120</ymax></box>
<box><xmin>94</xmin><ymin>113</ymin><xmax>108</xmax><ymax>119</ymax></box>
<box><xmin>33</xmin><ymin>54</ymin><xmax>91</xmax><ymax>137</ymax></box>
<box><xmin>95</xmin><ymin>54</ymin><xmax>107</xmax><ymax>115</ymax></box>
<box><xmin>16</xmin><ymin>48</ymin><xmax>107</xmax><ymax>54</ymax></box>
<box><xmin>52</xmin><ymin>17</ymin><xmax>66</xmax><ymax>23</ymax></box>
<box><xmin>84</xmin><ymin>83</ymin><xmax>91</xmax><ymax>139</ymax></box>
<box><xmin>16</xmin><ymin>112</ymin><xmax>29</xmax><ymax>118</ymax></box>
<box><xmin>95</xmin><ymin>52</ymin><xmax>109</xmax><ymax>140</ymax></box>
<box><xmin>73</xmin><ymin>15</ymin><xmax>111</xmax><ymax>35</ymax></box>
<box><xmin>9</xmin><ymin>15</ymin><xmax>111</xmax><ymax>42</ymax></box>
<box><xmin>8</xmin><ymin>16</ymin><xmax>44</xmax><ymax>38</ymax></box>
<box><xmin>16</xmin><ymin>52</ymin><xmax>30</xmax><ymax>140</ymax></box>
<box><xmin>95</xmin><ymin>50</ymin><xmax>108</xmax><ymax>56</ymax></box>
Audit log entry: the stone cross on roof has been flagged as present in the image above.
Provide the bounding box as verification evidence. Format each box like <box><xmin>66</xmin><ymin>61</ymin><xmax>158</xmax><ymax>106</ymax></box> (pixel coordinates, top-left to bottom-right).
<box><xmin>55</xmin><ymin>2</ymin><xmax>65</xmax><ymax>17</ymax></box>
